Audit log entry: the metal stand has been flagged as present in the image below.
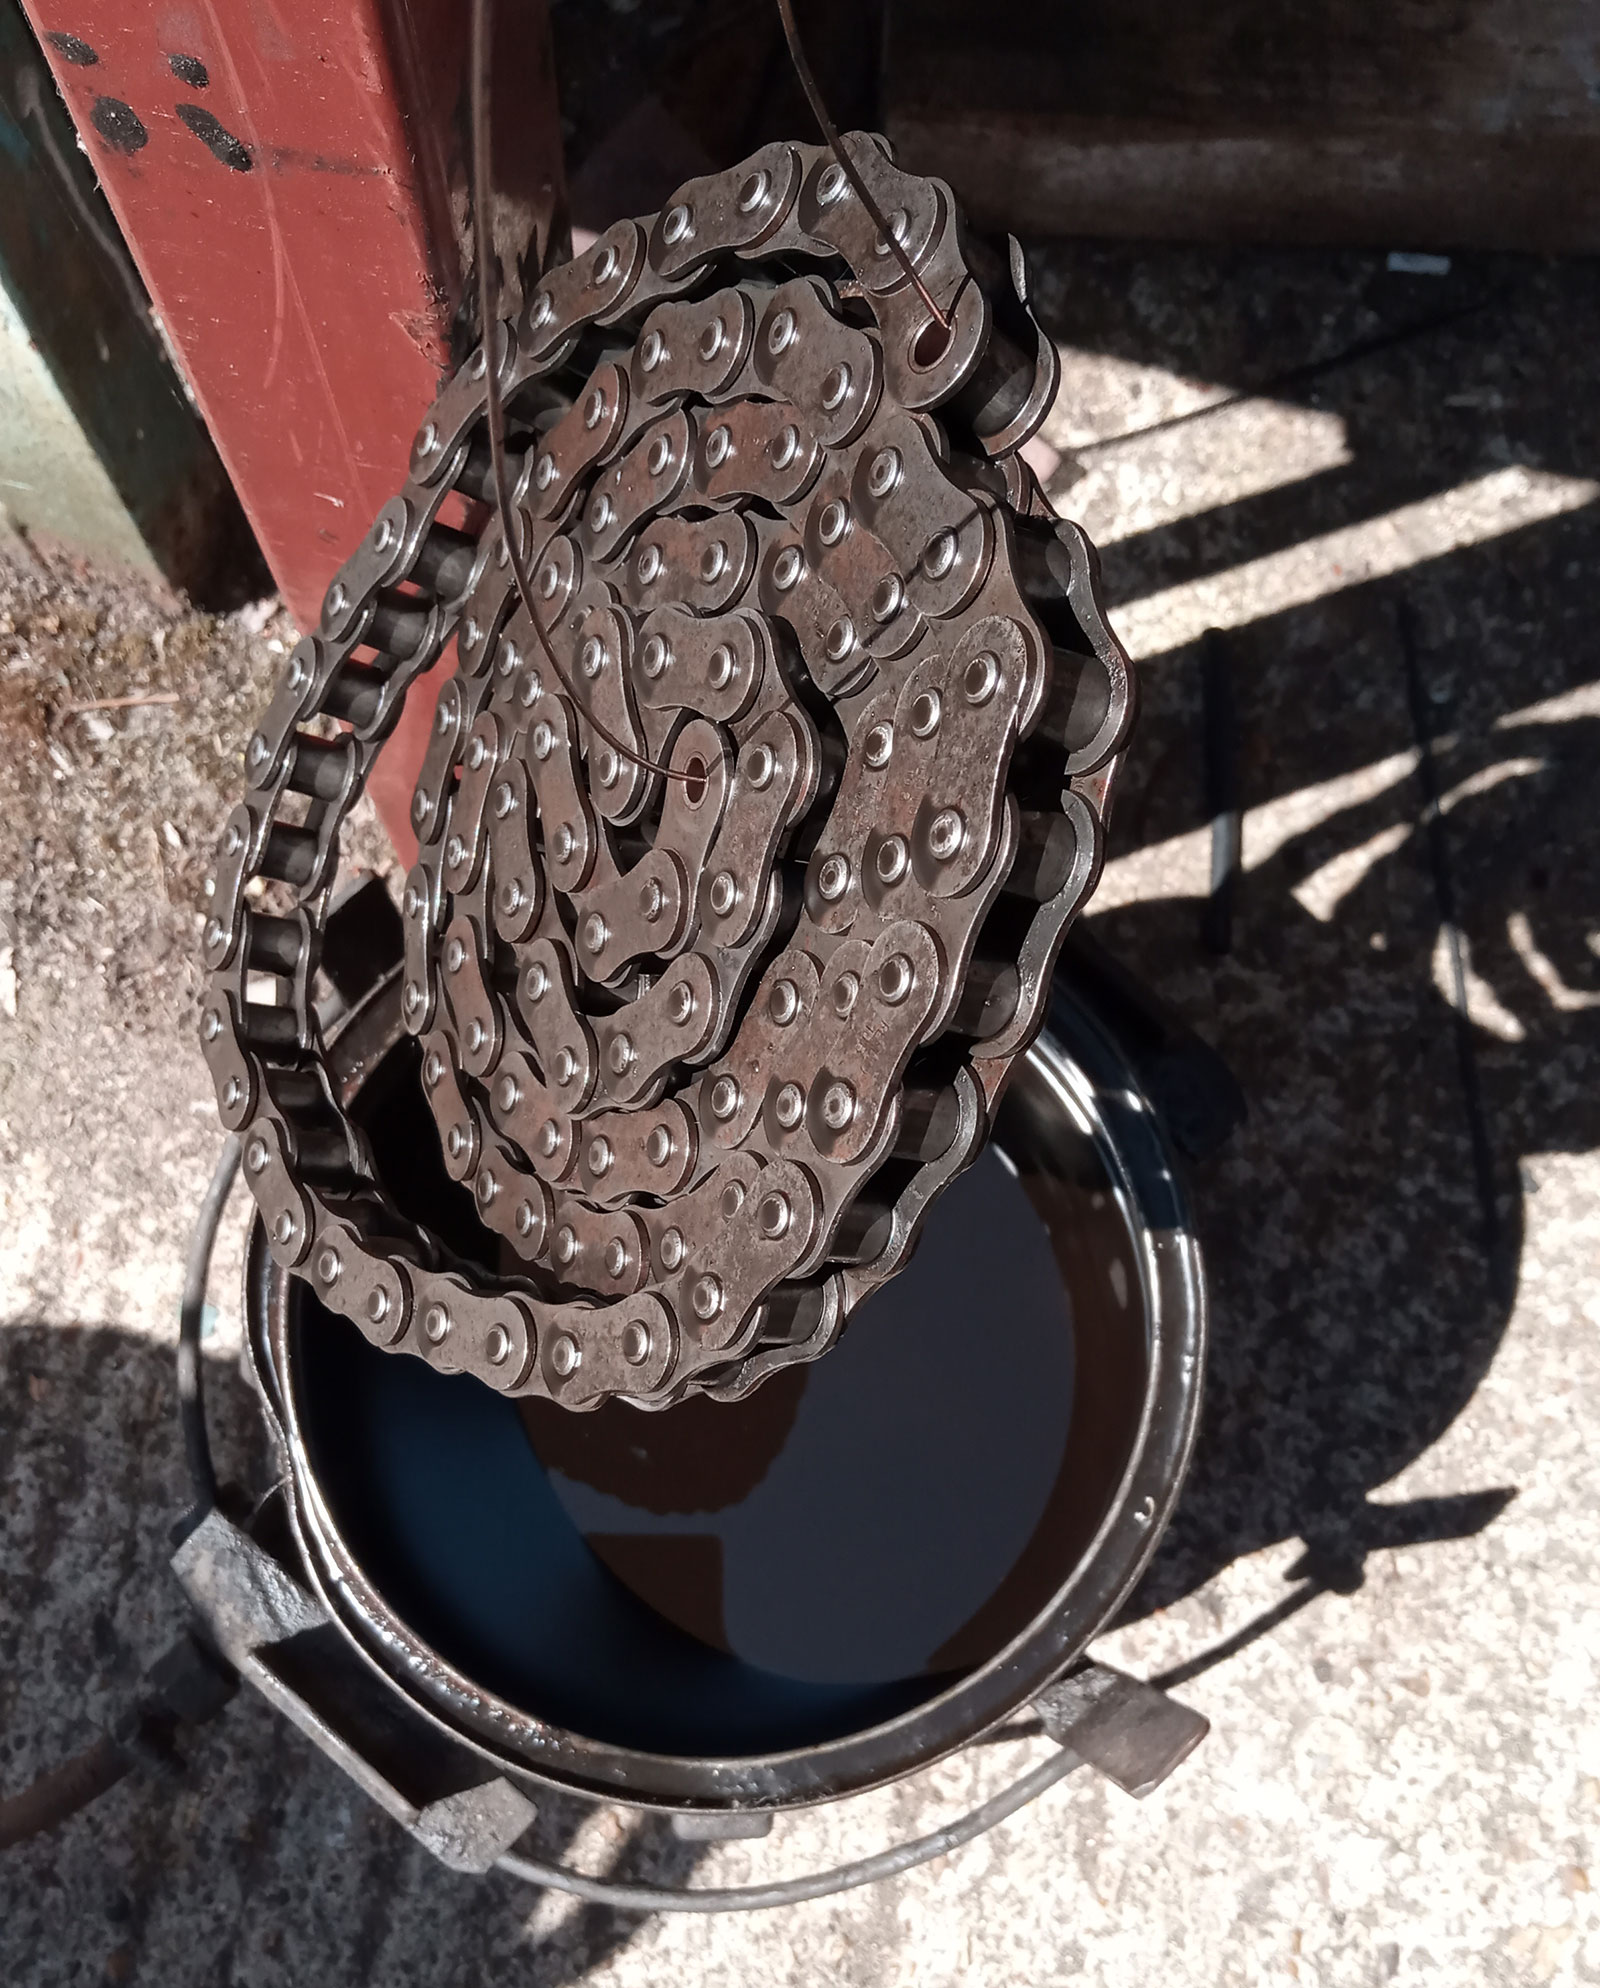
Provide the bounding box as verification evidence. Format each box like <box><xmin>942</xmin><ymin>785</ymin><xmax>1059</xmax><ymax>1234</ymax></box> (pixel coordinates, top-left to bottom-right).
<box><xmin>173</xmin><ymin>1507</ymin><xmax>1207</xmax><ymax>1913</ymax></box>
<box><xmin>169</xmin><ymin>916</ymin><xmax>1228</xmax><ymax>1912</ymax></box>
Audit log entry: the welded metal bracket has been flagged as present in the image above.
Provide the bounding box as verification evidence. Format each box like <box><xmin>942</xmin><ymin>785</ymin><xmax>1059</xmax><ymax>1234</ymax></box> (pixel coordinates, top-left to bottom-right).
<box><xmin>671</xmin><ymin>1809</ymin><xmax>776</xmax><ymax>1842</ymax></box>
<box><xmin>172</xmin><ymin>1512</ymin><xmax>1206</xmax><ymax>1888</ymax></box>
<box><xmin>1035</xmin><ymin>1661</ymin><xmax>1209</xmax><ymax>1798</ymax></box>
<box><xmin>172</xmin><ymin>1509</ymin><xmax>326</xmax><ymax>1667</ymax></box>
<box><xmin>173</xmin><ymin>1511</ymin><xmax>536</xmax><ymax>1874</ymax></box>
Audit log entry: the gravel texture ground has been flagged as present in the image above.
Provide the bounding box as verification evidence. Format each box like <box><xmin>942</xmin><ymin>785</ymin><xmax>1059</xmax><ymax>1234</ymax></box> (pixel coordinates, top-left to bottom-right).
<box><xmin>1</xmin><ymin>238</ymin><xmax>1598</xmax><ymax>1987</ymax></box>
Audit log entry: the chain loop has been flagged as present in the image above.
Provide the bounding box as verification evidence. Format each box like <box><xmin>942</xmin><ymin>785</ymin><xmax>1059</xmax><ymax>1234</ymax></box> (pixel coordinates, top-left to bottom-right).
<box><xmin>201</xmin><ymin>135</ymin><xmax>1136</xmax><ymax>1408</ymax></box>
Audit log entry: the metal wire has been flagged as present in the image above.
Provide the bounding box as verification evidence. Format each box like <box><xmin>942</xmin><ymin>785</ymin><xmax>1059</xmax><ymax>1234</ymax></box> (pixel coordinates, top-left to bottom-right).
<box><xmin>469</xmin><ymin>0</ymin><xmax>693</xmax><ymax>787</ymax></box>
<box><xmin>495</xmin><ymin>1744</ymin><xmax>1080</xmax><ymax>1914</ymax></box>
<box><xmin>0</xmin><ymin>1736</ymin><xmax>134</xmax><ymax>1854</ymax></box>
<box><xmin>176</xmin><ymin>1133</ymin><xmax>240</xmax><ymax>1531</ymax></box>
<box><xmin>773</xmin><ymin>0</ymin><xmax>952</xmax><ymax>336</ymax></box>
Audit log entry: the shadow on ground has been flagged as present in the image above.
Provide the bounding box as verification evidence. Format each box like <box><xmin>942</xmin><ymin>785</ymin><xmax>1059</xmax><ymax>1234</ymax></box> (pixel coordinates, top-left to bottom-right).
<box><xmin>1037</xmin><ymin>244</ymin><xmax>1600</xmax><ymax>1640</ymax></box>
<box><xmin>1106</xmin><ymin>685</ymin><xmax>1599</xmax><ymax>1641</ymax></box>
<box><xmin>0</xmin><ymin>1319</ymin><xmax>717</xmax><ymax>1986</ymax></box>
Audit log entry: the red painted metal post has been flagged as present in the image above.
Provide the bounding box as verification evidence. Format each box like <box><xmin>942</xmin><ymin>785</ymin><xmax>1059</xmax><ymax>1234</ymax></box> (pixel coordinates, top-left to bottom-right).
<box><xmin>20</xmin><ymin>0</ymin><xmax>563</xmax><ymax>856</ymax></box>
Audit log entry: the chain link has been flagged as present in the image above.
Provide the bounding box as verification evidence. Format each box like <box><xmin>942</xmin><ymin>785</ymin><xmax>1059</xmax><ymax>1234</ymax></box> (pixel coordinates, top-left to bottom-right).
<box><xmin>200</xmin><ymin>132</ymin><xmax>1136</xmax><ymax>1409</ymax></box>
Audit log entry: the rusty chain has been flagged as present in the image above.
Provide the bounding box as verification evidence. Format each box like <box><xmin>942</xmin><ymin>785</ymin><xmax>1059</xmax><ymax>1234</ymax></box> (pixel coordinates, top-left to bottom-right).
<box><xmin>199</xmin><ymin>133</ymin><xmax>1136</xmax><ymax>1410</ymax></box>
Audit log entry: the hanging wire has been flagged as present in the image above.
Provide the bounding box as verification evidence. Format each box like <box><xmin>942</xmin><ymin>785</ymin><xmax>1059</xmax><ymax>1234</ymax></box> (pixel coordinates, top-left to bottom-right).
<box><xmin>469</xmin><ymin>0</ymin><xmax>957</xmax><ymax>785</ymax></box>
<box><xmin>469</xmin><ymin>0</ymin><xmax>692</xmax><ymax>786</ymax></box>
<box><xmin>773</xmin><ymin>0</ymin><xmax>951</xmax><ymax>335</ymax></box>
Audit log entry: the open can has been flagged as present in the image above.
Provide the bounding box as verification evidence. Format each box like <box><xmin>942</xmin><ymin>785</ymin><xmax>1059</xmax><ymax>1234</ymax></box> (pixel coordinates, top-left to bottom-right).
<box><xmin>213</xmin><ymin>934</ymin><xmax>1206</xmax><ymax>1851</ymax></box>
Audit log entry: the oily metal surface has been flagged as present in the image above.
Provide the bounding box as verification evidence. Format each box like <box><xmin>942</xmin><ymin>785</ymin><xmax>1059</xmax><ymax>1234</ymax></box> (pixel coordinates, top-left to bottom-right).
<box><xmin>199</xmin><ymin>132</ymin><xmax>1136</xmax><ymax>1409</ymax></box>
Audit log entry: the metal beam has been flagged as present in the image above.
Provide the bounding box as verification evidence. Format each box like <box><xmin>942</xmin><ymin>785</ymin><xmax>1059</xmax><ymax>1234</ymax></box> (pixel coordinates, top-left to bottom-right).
<box><xmin>21</xmin><ymin>0</ymin><xmax>563</xmax><ymax>852</ymax></box>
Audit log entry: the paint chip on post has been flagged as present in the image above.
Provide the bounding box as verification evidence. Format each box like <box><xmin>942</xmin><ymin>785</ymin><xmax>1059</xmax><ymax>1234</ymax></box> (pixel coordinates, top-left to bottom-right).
<box><xmin>45</xmin><ymin>32</ymin><xmax>99</xmax><ymax>66</ymax></box>
<box><xmin>89</xmin><ymin>96</ymin><xmax>148</xmax><ymax>154</ymax></box>
<box><xmin>1387</xmin><ymin>251</ymin><xmax>1452</xmax><ymax>276</ymax></box>
<box><xmin>175</xmin><ymin>104</ymin><xmax>253</xmax><ymax>172</ymax></box>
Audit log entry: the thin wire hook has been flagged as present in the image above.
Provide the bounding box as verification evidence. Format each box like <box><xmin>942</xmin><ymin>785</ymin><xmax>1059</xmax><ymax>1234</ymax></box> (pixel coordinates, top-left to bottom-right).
<box><xmin>773</xmin><ymin>0</ymin><xmax>952</xmax><ymax>337</ymax></box>
<box><xmin>470</xmin><ymin>0</ymin><xmax>693</xmax><ymax>786</ymax></box>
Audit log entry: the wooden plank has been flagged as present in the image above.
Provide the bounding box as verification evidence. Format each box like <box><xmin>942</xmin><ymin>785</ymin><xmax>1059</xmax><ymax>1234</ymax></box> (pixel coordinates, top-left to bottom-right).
<box><xmin>886</xmin><ymin>0</ymin><xmax>1600</xmax><ymax>253</ymax></box>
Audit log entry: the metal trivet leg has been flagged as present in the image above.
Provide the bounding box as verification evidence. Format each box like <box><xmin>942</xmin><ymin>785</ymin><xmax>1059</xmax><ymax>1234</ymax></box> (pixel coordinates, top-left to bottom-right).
<box><xmin>173</xmin><ymin>1509</ymin><xmax>1206</xmax><ymax>1913</ymax></box>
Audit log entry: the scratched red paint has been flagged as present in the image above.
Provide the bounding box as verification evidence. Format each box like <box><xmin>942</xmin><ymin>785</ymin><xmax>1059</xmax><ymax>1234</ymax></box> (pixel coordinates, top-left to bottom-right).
<box><xmin>22</xmin><ymin>2</ymin><xmax>462</xmax><ymax>611</ymax></box>
<box><xmin>25</xmin><ymin>0</ymin><xmax>563</xmax><ymax>855</ymax></box>
<box><xmin>19</xmin><ymin>0</ymin><xmax>499</xmax><ymax>854</ymax></box>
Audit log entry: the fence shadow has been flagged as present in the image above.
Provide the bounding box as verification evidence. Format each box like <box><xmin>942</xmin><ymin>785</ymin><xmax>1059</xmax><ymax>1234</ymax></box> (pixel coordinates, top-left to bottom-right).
<box><xmin>1088</xmin><ymin>549</ymin><xmax>1596</xmax><ymax>1628</ymax></box>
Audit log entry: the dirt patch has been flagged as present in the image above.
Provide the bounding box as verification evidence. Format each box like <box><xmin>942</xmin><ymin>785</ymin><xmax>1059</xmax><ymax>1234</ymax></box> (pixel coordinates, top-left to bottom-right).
<box><xmin>0</xmin><ymin>530</ymin><xmax>395</xmax><ymax>1041</ymax></box>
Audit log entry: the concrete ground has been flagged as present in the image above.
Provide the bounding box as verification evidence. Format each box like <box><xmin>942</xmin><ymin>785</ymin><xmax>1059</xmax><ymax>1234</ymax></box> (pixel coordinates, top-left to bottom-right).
<box><xmin>2</xmin><ymin>238</ymin><xmax>1598</xmax><ymax>1987</ymax></box>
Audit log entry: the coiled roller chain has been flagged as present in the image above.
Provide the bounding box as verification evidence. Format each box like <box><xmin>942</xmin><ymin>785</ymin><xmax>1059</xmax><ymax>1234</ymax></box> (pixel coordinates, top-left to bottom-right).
<box><xmin>199</xmin><ymin>134</ymin><xmax>1135</xmax><ymax>1409</ymax></box>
